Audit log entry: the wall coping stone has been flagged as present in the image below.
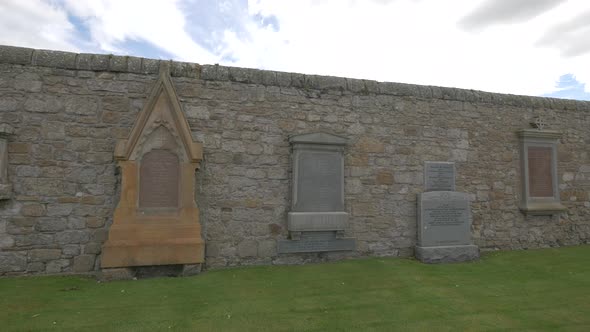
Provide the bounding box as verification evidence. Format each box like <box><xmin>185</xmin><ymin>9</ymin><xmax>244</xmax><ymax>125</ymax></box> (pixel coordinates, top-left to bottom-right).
<box><xmin>1</xmin><ymin>44</ymin><xmax>589</xmax><ymax>110</ymax></box>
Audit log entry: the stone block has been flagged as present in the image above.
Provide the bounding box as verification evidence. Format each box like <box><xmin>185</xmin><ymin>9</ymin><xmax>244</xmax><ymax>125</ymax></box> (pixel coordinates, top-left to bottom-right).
<box><xmin>356</xmin><ymin>137</ymin><xmax>384</xmax><ymax>153</ymax></box>
<box><xmin>237</xmin><ymin>239</ymin><xmax>258</xmax><ymax>257</ymax></box>
<box><xmin>62</xmin><ymin>244</ymin><xmax>81</xmax><ymax>257</ymax></box>
<box><xmin>35</xmin><ymin>219</ymin><xmax>67</xmax><ymax>232</ymax></box>
<box><xmin>56</xmin><ymin>230</ymin><xmax>89</xmax><ymax>245</ymax></box>
<box><xmin>376</xmin><ymin>170</ymin><xmax>394</xmax><ymax>185</ymax></box>
<box><xmin>45</xmin><ymin>259</ymin><xmax>69</xmax><ymax>273</ymax></box>
<box><xmin>27</xmin><ymin>262</ymin><xmax>45</xmax><ymax>272</ymax></box>
<box><xmin>86</xmin><ymin>217</ymin><xmax>105</xmax><ymax>228</ymax></box>
<box><xmin>0</xmin><ymin>252</ymin><xmax>26</xmax><ymax>272</ymax></box>
<box><xmin>142</xmin><ymin>58</ymin><xmax>159</xmax><ymax>74</ymax></box>
<box><xmin>109</xmin><ymin>55</ymin><xmax>128</xmax><ymax>72</ymax></box>
<box><xmin>257</xmin><ymin>239</ymin><xmax>277</xmax><ymax>257</ymax></box>
<box><xmin>0</xmin><ymin>235</ymin><xmax>15</xmax><ymax>248</ymax></box>
<box><xmin>21</xmin><ymin>203</ymin><xmax>45</xmax><ymax>217</ymax></box>
<box><xmin>34</xmin><ymin>50</ymin><xmax>77</xmax><ymax>69</ymax></box>
<box><xmin>0</xmin><ymin>45</ymin><xmax>33</xmax><ymax>64</ymax></box>
<box><xmin>91</xmin><ymin>54</ymin><xmax>110</xmax><ymax>71</ymax></box>
<box><xmin>73</xmin><ymin>255</ymin><xmax>95</xmax><ymax>272</ymax></box>
<box><xmin>29</xmin><ymin>249</ymin><xmax>62</xmax><ymax>261</ymax></box>
<box><xmin>415</xmin><ymin>245</ymin><xmax>479</xmax><ymax>264</ymax></box>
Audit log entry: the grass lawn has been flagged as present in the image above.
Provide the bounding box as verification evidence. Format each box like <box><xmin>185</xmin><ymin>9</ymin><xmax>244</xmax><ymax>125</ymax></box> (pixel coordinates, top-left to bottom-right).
<box><xmin>1</xmin><ymin>245</ymin><xmax>589</xmax><ymax>331</ymax></box>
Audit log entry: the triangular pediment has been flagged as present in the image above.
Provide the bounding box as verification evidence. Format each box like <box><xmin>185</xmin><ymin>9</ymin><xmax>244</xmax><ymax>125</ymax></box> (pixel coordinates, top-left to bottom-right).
<box><xmin>114</xmin><ymin>64</ymin><xmax>202</xmax><ymax>163</ymax></box>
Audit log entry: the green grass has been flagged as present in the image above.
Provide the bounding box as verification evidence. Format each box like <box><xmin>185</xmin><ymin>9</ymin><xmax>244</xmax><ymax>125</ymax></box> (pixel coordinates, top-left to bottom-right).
<box><xmin>1</xmin><ymin>245</ymin><xmax>589</xmax><ymax>331</ymax></box>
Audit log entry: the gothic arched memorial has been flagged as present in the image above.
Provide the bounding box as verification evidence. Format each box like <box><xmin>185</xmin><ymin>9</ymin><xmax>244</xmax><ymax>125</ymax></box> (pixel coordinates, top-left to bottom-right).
<box><xmin>101</xmin><ymin>64</ymin><xmax>204</xmax><ymax>272</ymax></box>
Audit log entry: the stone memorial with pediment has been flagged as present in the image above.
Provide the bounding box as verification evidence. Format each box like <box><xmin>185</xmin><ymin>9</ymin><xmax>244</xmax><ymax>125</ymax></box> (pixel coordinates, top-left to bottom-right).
<box><xmin>101</xmin><ymin>64</ymin><xmax>204</xmax><ymax>274</ymax></box>
<box><xmin>517</xmin><ymin>119</ymin><xmax>566</xmax><ymax>216</ymax></box>
<box><xmin>415</xmin><ymin>161</ymin><xmax>479</xmax><ymax>263</ymax></box>
<box><xmin>277</xmin><ymin>133</ymin><xmax>356</xmax><ymax>253</ymax></box>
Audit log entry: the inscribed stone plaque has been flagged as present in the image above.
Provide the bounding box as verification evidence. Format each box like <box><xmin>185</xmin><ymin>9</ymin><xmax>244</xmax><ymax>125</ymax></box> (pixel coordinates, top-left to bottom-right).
<box><xmin>424</xmin><ymin>162</ymin><xmax>455</xmax><ymax>191</ymax></box>
<box><xmin>288</xmin><ymin>212</ymin><xmax>348</xmax><ymax>231</ymax></box>
<box><xmin>527</xmin><ymin>147</ymin><xmax>553</xmax><ymax>197</ymax></box>
<box><xmin>277</xmin><ymin>231</ymin><xmax>355</xmax><ymax>253</ymax></box>
<box><xmin>295</xmin><ymin>151</ymin><xmax>343</xmax><ymax>212</ymax></box>
<box><xmin>417</xmin><ymin>191</ymin><xmax>471</xmax><ymax>247</ymax></box>
<box><xmin>139</xmin><ymin>149</ymin><xmax>179</xmax><ymax>208</ymax></box>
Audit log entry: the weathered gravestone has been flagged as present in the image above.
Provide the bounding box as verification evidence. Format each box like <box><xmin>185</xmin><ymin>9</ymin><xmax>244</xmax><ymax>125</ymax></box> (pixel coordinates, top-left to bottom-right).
<box><xmin>415</xmin><ymin>162</ymin><xmax>479</xmax><ymax>263</ymax></box>
<box><xmin>101</xmin><ymin>64</ymin><xmax>204</xmax><ymax>277</ymax></box>
<box><xmin>278</xmin><ymin>133</ymin><xmax>356</xmax><ymax>253</ymax></box>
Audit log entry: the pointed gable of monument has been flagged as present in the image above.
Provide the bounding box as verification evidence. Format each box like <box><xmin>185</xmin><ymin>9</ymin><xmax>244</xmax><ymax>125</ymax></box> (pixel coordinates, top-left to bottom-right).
<box><xmin>114</xmin><ymin>62</ymin><xmax>202</xmax><ymax>163</ymax></box>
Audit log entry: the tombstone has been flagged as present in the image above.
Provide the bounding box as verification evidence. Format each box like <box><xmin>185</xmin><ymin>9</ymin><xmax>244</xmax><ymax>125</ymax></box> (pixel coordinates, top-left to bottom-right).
<box><xmin>277</xmin><ymin>133</ymin><xmax>356</xmax><ymax>253</ymax></box>
<box><xmin>415</xmin><ymin>162</ymin><xmax>479</xmax><ymax>263</ymax></box>
<box><xmin>101</xmin><ymin>64</ymin><xmax>204</xmax><ymax>274</ymax></box>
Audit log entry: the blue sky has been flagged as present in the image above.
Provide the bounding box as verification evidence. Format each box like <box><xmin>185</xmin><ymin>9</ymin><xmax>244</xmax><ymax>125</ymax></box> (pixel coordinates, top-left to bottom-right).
<box><xmin>0</xmin><ymin>0</ymin><xmax>589</xmax><ymax>100</ymax></box>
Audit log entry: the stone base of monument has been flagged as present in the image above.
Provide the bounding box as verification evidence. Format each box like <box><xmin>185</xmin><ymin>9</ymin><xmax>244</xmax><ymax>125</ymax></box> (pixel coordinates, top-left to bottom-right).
<box><xmin>415</xmin><ymin>245</ymin><xmax>479</xmax><ymax>264</ymax></box>
<box><xmin>278</xmin><ymin>231</ymin><xmax>355</xmax><ymax>253</ymax></box>
<box><xmin>101</xmin><ymin>224</ymin><xmax>205</xmax><ymax>268</ymax></box>
<box><xmin>99</xmin><ymin>267</ymin><xmax>135</xmax><ymax>281</ymax></box>
<box><xmin>99</xmin><ymin>263</ymin><xmax>203</xmax><ymax>281</ymax></box>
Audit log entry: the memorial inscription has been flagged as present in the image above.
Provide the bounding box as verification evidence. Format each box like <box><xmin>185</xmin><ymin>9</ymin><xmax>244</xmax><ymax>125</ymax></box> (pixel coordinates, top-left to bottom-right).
<box><xmin>418</xmin><ymin>191</ymin><xmax>470</xmax><ymax>247</ymax></box>
<box><xmin>296</xmin><ymin>151</ymin><xmax>342</xmax><ymax>212</ymax></box>
<box><xmin>424</xmin><ymin>162</ymin><xmax>455</xmax><ymax>192</ymax></box>
<box><xmin>527</xmin><ymin>146</ymin><xmax>553</xmax><ymax>197</ymax></box>
<box><xmin>279</xmin><ymin>132</ymin><xmax>355</xmax><ymax>254</ymax></box>
<box><xmin>139</xmin><ymin>149</ymin><xmax>179</xmax><ymax>208</ymax></box>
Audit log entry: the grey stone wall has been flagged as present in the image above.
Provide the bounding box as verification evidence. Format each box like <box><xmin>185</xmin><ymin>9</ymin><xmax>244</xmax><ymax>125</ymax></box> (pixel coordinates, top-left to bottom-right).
<box><xmin>0</xmin><ymin>45</ymin><xmax>589</xmax><ymax>275</ymax></box>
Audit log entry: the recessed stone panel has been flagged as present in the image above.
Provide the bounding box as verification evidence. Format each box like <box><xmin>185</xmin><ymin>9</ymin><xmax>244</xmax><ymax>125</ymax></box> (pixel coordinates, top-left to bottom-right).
<box><xmin>295</xmin><ymin>151</ymin><xmax>343</xmax><ymax>212</ymax></box>
<box><xmin>277</xmin><ymin>231</ymin><xmax>355</xmax><ymax>253</ymax></box>
<box><xmin>424</xmin><ymin>161</ymin><xmax>455</xmax><ymax>192</ymax></box>
<box><xmin>139</xmin><ymin>149</ymin><xmax>179</xmax><ymax>209</ymax></box>
<box><xmin>288</xmin><ymin>212</ymin><xmax>348</xmax><ymax>231</ymax></box>
<box><xmin>527</xmin><ymin>146</ymin><xmax>553</xmax><ymax>197</ymax></box>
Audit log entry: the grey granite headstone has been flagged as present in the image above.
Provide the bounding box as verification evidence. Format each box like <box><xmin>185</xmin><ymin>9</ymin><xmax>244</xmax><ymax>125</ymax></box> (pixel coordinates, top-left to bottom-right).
<box><xmin>424</xmin><ymin>162</ymin><xmax>455</xmax><ymax>192</ymax></box>
<box><xmin>279</xmin><ymin>132</ymin><xmax>355</xmax><ymax>254</ymax></box>
<box><xmin>418</xmin><ymin>191</ymin><xmax>470</xmax><ymax>246</ymax></box>
<box><xmin>415</xmin><ymin>191</ymin><xmax>479</xmax><ymax>263</ymax></box>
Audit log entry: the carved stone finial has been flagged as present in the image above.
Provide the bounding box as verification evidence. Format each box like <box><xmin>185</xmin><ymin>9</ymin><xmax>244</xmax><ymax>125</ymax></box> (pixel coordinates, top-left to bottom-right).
<box><xmin>531</xmin><ymin>117</ymin><xmax>546</xmax><ymax>131</ymax></box>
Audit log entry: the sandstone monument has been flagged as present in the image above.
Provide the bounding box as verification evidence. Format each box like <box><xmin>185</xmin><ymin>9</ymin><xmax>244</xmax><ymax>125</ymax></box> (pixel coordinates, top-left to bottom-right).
<box><xmin>101</xmin><ymin>64</ymin><xmax>204</xmax><ymax>276</ymax></box>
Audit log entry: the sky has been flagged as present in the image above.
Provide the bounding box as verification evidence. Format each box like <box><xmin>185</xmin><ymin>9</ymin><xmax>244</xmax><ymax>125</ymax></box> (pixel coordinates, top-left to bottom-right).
<box><xmin>0</xmin><ymin>0</ymin><xmax>589</xmax><ymax>100</ymax></box>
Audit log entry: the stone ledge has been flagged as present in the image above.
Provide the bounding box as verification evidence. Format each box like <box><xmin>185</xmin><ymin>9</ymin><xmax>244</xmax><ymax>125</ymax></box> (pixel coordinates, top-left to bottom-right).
<box><xmin>415</xmin><ymin>245</ymin><xmax>480</xmax><ymax>264</ymax></box>
<box><xmin>0</xmin><ymin>45</ymin><xmax>589</xmax><ymax>110</ymax></box>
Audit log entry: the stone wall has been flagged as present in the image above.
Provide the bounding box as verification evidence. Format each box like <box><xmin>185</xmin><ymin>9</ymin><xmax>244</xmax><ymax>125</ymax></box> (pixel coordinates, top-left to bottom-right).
<box><xmin>1</xmin><ymin>45</ymin><xmax>589</xmax><ymax>275</ymax></box>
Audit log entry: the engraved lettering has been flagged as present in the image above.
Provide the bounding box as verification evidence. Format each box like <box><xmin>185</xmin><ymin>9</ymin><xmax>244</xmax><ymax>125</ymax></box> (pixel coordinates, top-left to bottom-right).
<box><xmin>528</xmin><ymin>147</ymin><xmax>553</xmax><ymax>197</ymax></box>
<box><xmin>139</xmin><ymin>149</ymin><xmax>179</xmax><ymax>208</ymax></box>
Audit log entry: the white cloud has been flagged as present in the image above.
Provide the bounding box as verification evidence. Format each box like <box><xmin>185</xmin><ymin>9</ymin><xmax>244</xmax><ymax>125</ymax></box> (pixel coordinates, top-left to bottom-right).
<box><xmin>0</xmin><ymin>0</ymin><xmax>78</xmax><ymax>51</ymax></box>
<box><xmin>0</xmin><ymin>0</ymin><xmax>588</xmax><ymax>97</ymax></box>
<box><xmin>220</xmin><ymin>0</ymin><xmax>590</xmax><ymax>96</ymax></box>
<box><xmin>61</xmin><ymin>0</ymin><xmax>218</xmax><ymax>63</ymax></box>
